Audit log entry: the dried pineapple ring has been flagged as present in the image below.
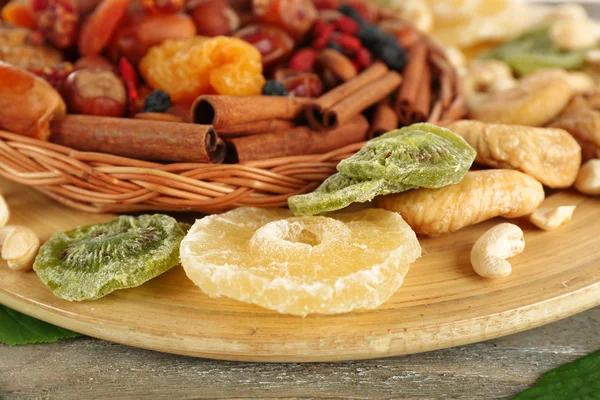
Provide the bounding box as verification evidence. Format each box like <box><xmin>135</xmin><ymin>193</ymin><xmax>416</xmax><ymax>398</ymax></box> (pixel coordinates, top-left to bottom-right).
<box><xmin>139</xmin><ymin>36</ymin><xmax>265</xmax><ymax>103</ymax></box>
<box><xmin>180</xmin><ymin>208</ymin><xmax>422</xmax><ymax>316</ymax></box>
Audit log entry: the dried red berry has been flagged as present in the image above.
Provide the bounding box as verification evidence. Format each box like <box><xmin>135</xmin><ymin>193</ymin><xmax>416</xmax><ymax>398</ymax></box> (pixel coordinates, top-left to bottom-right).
<box><xmin>32</xmin><ymin>0</ymin><xmax>79</xmax><ymax>48</ymax></box>
<box><xmin>313</xmin><ymin>0</ymin><xmax>339</xmax><ymax>10</ymax></box>
<box><xmin>312</xmin><ymin>18</ymin><xmax>327</xmax><ymax>37</ymax></box>
<box><xmin>311</xmin><ymin>23</ymin><xmax>334</xmax><ymax>50</ymax></box>
<box><xmin>288</xmin><ymin>48</ymin><xmax>318</xmax><ymax>73</ymax></box>
<box><xmin>335</xmin><ymin>33</ymin><xmax>361</xmax><ymax>52</ymax></box>
<box><xmin>355</xmin><ymin>47</ymin><xmax>371</xmax><ymax>68</ymax></box>
<box><xmin>333</xmin><ymin>15</ymin><xmax>359</xmax><ymax>35</ymax></box>
<box><xmin>119</xmin><ymin>57</ymin><xmax>139</xmax><ymax>116</ymax></box>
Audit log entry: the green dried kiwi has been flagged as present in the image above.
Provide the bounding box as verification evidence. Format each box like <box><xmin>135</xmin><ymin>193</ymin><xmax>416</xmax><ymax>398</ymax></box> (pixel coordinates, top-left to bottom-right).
<box><xmin>480</xmin><ymin>25</ymin><xmax>587</xmax><ymax>75</ymax></box>
<box><xmin>288</xmin><ymin>123</ymin><xmax>475</xmax><ymax>216</ymax></box>
<box><xmin>504</xmin><ymin>52</ymin><xmax>586</xmax><ymax>76</ymax></box>
<box><xmin>33</xmin><ymin>214</ymin><xmax>185</xmax><ymax>301</ymax></box>
<box><xmin>288</xmin><ymin>173</ymin><xmax>414</xmax><ymax>216</ymax></box>
<box><xmin>338</xmin><ymin>123</ymin><xmax>476</xmax><ymax>188</ymax></box>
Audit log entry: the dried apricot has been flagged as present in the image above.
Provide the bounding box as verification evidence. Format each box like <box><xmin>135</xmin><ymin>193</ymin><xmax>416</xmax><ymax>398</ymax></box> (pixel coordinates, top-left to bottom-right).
<box><xmin>78</xmin><ymin>0</ymin><xmax>130</xmax><ymax>56</ymax></box>
<box><xmin>139</xmin><ymin>36</ymin><xmax>265</xmax><ymax>103</ymax></box>
<box><xmin>1</xmin><ymin>1</ymin><xmax>37</xmax><ymax>29</ymax></box>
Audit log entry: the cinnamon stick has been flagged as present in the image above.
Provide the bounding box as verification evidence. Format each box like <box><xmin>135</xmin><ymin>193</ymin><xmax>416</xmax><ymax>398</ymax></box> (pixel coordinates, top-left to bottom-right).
<box><xmin>306</xmin><ymin>62</ymin><xmax>389</xmax><ymax>129</ymax></box>
<box><xmin>134</xmin><ymin>112</ymin><xmax>184</xmax><ymax>122</ymax></box>
<box><xmin>217</xmin><ymin>119</ymin><xmax>295</xmax><ymax>137</ymax></box>
<box><xmin>229</xmin><ymin>114</ymin><xmax>369</xmax><ymax>162</ymax></box>
<box><xmin>369</xmin><ymin>98</ymin><xmax>398</xmax><ymax>138</ymax></box>
<box><xmin>317</xmin><ymin>49</ymin><xmax>358</xmax><ymax>82</ymax></box>
<box><xmin>51</xmin><ymin>115</ymin><xmax>226</xmax><ymax>163</ymax></box>
<box><xmin>193</xmin><ymin>95</ymin><xmax>310</xmax><ymax>129</ymax></box>
<box><xmin>395</xmin><ymin>42</ymin><xmax>431</xmax><ymax>125</ymax></box>
<box><xmin>320</xmin><ymin>71</ymin><xmax>402</xmax><ymax>129</ymax></box>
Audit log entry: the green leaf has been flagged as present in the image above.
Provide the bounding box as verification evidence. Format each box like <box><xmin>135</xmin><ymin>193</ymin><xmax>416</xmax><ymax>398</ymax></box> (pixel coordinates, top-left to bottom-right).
<box><xmin>513</xmin><ymin>350</ymin><xmax>600</xmax><ymax>399</ymax></box>
<box><xmin>0</xmin><ymin>305</ymin><xmax>81</xmax><ymax>345</ymax></box>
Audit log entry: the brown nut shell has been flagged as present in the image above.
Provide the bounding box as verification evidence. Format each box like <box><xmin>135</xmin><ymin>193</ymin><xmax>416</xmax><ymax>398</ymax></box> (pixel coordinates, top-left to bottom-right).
<box><xmin>0</xmin><ymin>61</ymin><xmax>66</xmax><ymax>141</ymax></box>
<box><xmin>63</xmin><ymin>68</ymin><xmax>126</xmax><ymax>118</ymax></box>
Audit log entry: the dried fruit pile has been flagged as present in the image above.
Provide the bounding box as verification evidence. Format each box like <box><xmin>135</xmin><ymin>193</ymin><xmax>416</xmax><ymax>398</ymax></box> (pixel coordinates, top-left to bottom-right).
<box><xmin>0</xmin><ymin>0</ymin><xmax>413</xmax><ymax>117</ymax></box>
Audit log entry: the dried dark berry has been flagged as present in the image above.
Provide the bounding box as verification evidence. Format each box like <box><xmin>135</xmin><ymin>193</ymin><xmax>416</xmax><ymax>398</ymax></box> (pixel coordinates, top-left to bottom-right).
<box><xmin>337</xmin><ymin>4</ymin><xmax>363</xmax><ymax>25</ymax></box>
<box><xmin>379</xmin><ymin>45</ymin><xmax>407</xmax><ymax>71</ymax></box>
<box><xmin>142</xmin><ymin>90</ymin><xmax>171</xmax><ymax>113</ymax></box>
<box><xmin>357</xmin><ymin>23</ymin><xmax>385</xmax><ymax>50</ymax></box>
<box><xmin>262</xmin><ymin>80</ymin><xmax>289</xmax><ymax>96</ymax></box>
<box><xmin>327</xmin><ymin>40</ymin><xmax>344</xmax><ymax>53</ymax></box>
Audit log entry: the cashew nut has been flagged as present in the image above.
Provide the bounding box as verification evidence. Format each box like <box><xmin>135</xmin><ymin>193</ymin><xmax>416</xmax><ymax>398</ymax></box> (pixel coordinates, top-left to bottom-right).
<box><xmin>530</xmin><ymin>205</ymin><xmax>577</xmax><ymax>231</ymax></box>
<box><xmin>543</xmin><ymin>3</ymin><xmax>589</xmax><ymax>23</ymax></box>
<box><xmin>549</xmin><ymin>17</ymin><xmax>598</xmax><ymax>51</ymax></box>
<box><xmin>471</xmin><ymin>223</ymin><xmax>525</xmax><ymax>279</ymax></box>
<box><xmin>0</xmin><ymin>225</ymin><xmax>40</xmax><ymax>271</ymax></box>
<box><xmin>563</xmin><ymin>72</ymin><xmax>596</xmax><ymax>94</ymax></box>
<box><xmin>0</xmin><ymin>194</ymin><xmax>9</xmax><ymax>228</ymax></box>
<box><xmin>574</xmin><ymin>159</ymin><xmax>600</xmax><ymax>195</ymax></box>
<box><xmin>463</xmin><ymin>60</ymin><xmax>515</xmax><ymax>96</ymax></box>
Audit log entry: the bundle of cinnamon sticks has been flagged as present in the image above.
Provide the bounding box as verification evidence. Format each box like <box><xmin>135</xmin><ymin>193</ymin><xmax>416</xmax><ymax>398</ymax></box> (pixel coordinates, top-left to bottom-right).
<box><xmin>49</xmin><ymin>24</ymin><xmax>463</xmax><ymax>164</ymax></box>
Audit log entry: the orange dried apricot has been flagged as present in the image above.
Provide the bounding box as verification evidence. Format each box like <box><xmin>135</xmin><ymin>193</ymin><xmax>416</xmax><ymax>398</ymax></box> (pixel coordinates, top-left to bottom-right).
<box><xmin>139</xmin><ymin>36</ymin><xmax>265</xmax><ymax>103</ymax></box>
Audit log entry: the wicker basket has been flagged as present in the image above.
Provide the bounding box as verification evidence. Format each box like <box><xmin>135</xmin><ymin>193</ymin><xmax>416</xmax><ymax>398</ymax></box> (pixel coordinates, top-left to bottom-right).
<box><xmin>0</xmin><ymin>130</ymin><xmax>366</xmax><ymax>213</ymax></box>
<box><xmin>0</xmin><ymin>20</ymin><xmax>464</xmax><ymax>214</ymax></box>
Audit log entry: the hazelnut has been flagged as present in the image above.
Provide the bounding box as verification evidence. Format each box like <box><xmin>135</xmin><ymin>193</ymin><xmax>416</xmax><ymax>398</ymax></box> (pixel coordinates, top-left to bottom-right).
<box><xmin>63</xmin><ymin>68</ymin><xmax>126</xmax><ymax>117</ymax></box>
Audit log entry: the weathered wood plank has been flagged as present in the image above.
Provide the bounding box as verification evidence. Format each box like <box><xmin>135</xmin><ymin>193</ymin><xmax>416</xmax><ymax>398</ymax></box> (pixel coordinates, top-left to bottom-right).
<box><xmin>1</xmin><ymin>307</ymin><xmax>598</xmax><ymax>400</ymax></box>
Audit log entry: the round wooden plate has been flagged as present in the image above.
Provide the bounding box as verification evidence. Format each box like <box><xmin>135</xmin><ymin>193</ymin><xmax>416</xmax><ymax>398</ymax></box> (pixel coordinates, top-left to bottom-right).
<box><xmin>0</xmin><ymin>178</ymin><xmax>598</xmax><ymax>362</ymax></box>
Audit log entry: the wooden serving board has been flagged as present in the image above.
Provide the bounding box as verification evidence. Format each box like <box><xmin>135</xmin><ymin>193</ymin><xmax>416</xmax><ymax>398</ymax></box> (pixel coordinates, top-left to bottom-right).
<box><xmin>0</xmin><ymin>178</ymin><xmax>599</xmax><ymax>362</ymax></box>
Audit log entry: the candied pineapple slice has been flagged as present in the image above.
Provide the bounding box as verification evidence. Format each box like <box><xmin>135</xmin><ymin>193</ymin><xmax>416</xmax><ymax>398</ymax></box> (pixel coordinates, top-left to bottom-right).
<box><xmin>180</xmin><ymin>208</ymin><xmax>421</xmax><ymax>316</ymax></box>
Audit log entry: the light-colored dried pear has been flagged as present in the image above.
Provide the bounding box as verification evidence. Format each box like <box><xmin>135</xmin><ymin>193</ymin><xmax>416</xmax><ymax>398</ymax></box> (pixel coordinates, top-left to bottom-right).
<box><xmin>448</xmin><ymin>120</ymin><xmax>581</xmax><ymax>188</ymax></box>
<box><xmin>469</xmin><ymin>69</ymin><xmax>574</xmax><ymax>126</ymax></box>
<box><xmin>375</xmin><ymin>169</ymin><xmax>545</xmax><ymax>236</ymax></box>
<box><xmin>550</xmin><ymin>93</ymin><xmax>600</xmax><ymax>161</ymax></box>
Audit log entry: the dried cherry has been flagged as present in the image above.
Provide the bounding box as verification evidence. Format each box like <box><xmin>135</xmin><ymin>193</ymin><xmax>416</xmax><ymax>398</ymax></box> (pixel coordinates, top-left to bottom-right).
<box><xmin>107</xmin><ymin>12</ymin><xmax>197</xmax><ymax>65</ymax></box>
<box><xmin>277</xmin><ymin>71</ymin><xmax>323</xmax><ymax>97</ymax></box>
<box><xmin>252</xmin><ymin>0</ymin><xmax>317</xmax><ymax>41</ymax></box>
<box><xmin>234</xmin><ymin>24</ymin><xmax>294</xmax><ymax>69</ymax></box>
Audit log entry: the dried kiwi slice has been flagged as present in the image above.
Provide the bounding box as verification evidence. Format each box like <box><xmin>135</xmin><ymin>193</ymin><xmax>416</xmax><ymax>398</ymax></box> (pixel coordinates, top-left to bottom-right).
<box><xmin>479</xmin><ymin>26</ymin><xmax>587</xmax><ymax>75</ymax></box>
<box><xmin>504</xmin><ymin>52</ymin><xmax>586</xmax><ymax>76</ymax></box>
<box><xmin>33</xmin><ymin>214</ymin><xmax>185</xmax><ymax>301</ymax></box>
<box><xmin>288</xmin><ymin>123</ymin><xmax>476</xmax><ymax>216</ymax></box>
<box><xmin>338</xmin><ymin>123</ymin><xmax>476</xmax><ymax>188</ymax></box>
<box><xmin>288</xmin><ymin>173</ymin><xmax>414</xmax><ymax>216</ymax></box>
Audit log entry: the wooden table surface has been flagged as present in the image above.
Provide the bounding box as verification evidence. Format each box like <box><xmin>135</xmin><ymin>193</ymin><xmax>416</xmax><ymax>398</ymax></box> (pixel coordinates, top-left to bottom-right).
<box><xmin>0</xmin><ymin>306</ymin><xmax>598</xmax><ymax>399</ymax></box>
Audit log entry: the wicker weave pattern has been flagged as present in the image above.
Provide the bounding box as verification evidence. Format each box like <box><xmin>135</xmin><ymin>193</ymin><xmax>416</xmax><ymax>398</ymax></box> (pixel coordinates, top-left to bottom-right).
<box><xmin>0</xmin><ymin>130</ymin><xmax>364</xmax><ymax>213</ymax></box>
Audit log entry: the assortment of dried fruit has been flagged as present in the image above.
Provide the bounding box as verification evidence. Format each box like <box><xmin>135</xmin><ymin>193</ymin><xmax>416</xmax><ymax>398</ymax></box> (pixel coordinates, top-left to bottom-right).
<box><xmin>1</xmin><ymin>0</ymin><xmax>600</xmax><ymax>317</ymax></box>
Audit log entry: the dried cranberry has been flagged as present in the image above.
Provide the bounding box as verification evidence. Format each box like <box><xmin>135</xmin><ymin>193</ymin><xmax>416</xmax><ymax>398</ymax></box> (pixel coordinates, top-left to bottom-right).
<box><xmin>355</xmin><ymin>47</ymin><xmax>372</xmax><ymax>68</ymax></box>
<box><xmin>32</xmin><ymin>0</ymin><xmax>79</xmax><ymax>48</ymax></box>
<box><xmin>234</xmin><ymin>24</ymin><xmax>294</xmax><ymax>69</ymax></box>
<box><xmin>288</xmin><ymin>48</ymin><xmax>318</xmax><ymax>73</ymax></box>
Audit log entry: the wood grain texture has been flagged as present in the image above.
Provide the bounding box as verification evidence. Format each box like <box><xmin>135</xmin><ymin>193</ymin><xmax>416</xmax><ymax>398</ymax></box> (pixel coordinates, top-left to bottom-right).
<box><xmin>1</xmin><ymin>307</ymin><xmax>599</xmax><ymax>399</ymax></box>
<box><xmin>0</xmin><ymin>179</ymin><xmax>599</xmax><ymax>362</ymax></box>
